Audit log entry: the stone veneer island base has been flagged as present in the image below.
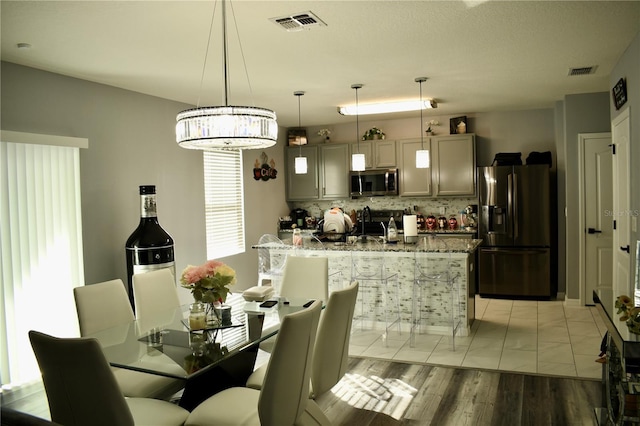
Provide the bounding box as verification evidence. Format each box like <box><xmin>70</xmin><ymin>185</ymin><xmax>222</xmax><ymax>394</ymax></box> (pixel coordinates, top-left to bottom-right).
<box><xmin>254</xmin><ymin>236</ymin><xmax>482</xmax><ymax>338</ymax></box>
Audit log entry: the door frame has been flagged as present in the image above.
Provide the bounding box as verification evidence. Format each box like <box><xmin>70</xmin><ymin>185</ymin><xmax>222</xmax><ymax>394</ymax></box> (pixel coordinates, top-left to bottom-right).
<box><xmin>577</xmin><ymin>132</ymin><xmax>612</xmax><ymax>305</ymax></box>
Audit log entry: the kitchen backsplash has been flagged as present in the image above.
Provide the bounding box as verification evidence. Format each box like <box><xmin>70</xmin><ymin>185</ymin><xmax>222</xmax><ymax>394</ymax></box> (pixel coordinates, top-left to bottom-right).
<box><xmin>289</xmin><ymin>196</ymin><xmax>478</xmax><ymax>221</ymax></box>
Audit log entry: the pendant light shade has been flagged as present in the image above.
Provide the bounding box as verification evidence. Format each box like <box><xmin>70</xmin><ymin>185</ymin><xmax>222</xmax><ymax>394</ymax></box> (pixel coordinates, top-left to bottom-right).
<box><xmin>352</xmin><ymin>153</ymin><xmax>366</xmax><ymax>172</ymax></box>
<box><xmin>416</xmin><ymin>149</ymin><xmax>430</xmax><ymax>168</ymax></box>
<box><xmin>294</xmin><ymin>156</ymin><xmax>308</xmax><ymax>174</ymax></box>
<box><xmin>350</xmin><ymin>84</ymin><xmax>366</xmax><ymax>172</ymax></box>
<box><xmin>176</xmin><ymin>0</ymin><xmax>277</xmax><ymax>150</ymax></box>
<box><xmin>415</xmin><ymin>77</ymin><xmax>430</xmax><ymax>169</ymax></box>
<box><xmin>293</xmin><ymin>91</ymin><xmax>307</xmax><ymax>174</ymax></box>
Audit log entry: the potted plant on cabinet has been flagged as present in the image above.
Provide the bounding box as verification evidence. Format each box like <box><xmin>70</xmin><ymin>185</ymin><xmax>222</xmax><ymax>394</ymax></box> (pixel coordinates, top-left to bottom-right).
<box><xmin>363</xmin><ymin>127</ymin><xmax>385</xmax><ymax>140</ymax></box>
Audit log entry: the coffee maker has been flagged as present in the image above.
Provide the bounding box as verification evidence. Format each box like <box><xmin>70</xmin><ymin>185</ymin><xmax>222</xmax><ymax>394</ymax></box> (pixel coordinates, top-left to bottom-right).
<box><xmin>290</xmin><ymin>208</ymin><xmax>309</xmax><ymax>228</ymax></box>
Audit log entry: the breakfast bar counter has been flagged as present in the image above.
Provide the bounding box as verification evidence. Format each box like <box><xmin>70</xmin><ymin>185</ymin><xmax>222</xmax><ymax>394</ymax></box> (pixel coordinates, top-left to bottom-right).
<box><xmin>254</xmin><ymin>236</ymin><xmax>481</xmax><ymax>336</ymax></box>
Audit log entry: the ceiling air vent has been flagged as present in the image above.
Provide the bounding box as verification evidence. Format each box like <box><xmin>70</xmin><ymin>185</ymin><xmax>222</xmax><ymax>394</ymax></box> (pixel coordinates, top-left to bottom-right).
<box><xmin>270</xmin><ymin>11</ymin><xmax>327</xmax><ymax>32</ymax></box>
<box><xmin>568</xmin><ymin>66</ymin><xmax>598</xmax><ymax>76</ymax></box>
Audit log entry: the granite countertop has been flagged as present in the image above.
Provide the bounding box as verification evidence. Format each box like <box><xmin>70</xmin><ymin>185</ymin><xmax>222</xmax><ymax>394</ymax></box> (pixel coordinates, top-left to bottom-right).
<box><xmin>254</xmin><ymin>237</ymin><xmax>482</xmax><ymax>254</ymax></box>
<box><xmin>278</xmin><ymin>227</ymin><xmax>477</xmax><ymax>234</ymax></box>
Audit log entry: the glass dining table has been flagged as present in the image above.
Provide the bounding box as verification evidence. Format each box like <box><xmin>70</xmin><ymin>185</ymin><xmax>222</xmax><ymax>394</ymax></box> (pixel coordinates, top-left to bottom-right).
<box><xmin>86</xmin><ymin>295</ymin><xmax>307</xmax><ymax>410</ymax></box>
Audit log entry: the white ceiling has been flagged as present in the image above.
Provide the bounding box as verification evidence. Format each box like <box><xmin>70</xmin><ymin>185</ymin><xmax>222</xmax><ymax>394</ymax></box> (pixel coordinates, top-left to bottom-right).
<box><xmin>2</xmin><ymin>1</ymin><xmax>639</xmax><ymax>128</ymax></box>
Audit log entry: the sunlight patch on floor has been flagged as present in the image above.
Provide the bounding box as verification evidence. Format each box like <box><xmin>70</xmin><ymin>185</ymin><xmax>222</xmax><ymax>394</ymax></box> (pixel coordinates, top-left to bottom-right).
<box><xmin>331</xmin><ymin>373</ymin><xmax>417</xmax><ymax>420</ymax></box>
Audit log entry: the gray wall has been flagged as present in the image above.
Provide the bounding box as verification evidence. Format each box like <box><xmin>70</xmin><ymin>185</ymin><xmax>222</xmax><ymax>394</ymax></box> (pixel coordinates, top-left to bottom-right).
<box><xmin>610</xmin><ymin>31</ymin><xmax>640</xmax><ymax>297</ymax></box>
<box><xmin>1</xmin><ymin>61</ymin><xmax>289</xmax><ymax>303</ymax></box>
<box><xmin>562</xmin><ymin>92</ymin><xmax>613</xmax><ymax>301</ymax></box>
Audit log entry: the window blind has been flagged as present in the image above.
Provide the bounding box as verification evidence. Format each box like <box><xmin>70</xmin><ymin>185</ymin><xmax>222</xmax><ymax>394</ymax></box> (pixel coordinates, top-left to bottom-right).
<box><xmin>1</xmin><ymin>140</ymin><xmax>84</xmax><ymax>388</ymax></box>
<box><xmin>203</xmin><ymin>150</ymin><xmax>245</xmax><ymax>259</ymax></box>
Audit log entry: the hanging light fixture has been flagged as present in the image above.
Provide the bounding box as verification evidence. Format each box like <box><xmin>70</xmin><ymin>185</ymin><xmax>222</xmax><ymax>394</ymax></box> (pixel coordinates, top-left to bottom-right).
<box><xmin>351</xmin><ymin>84</ymin><xmax>366</xmax><ymax>172</ymax></box>
<box><xmin>293</xmin><ymin>91</ymin><xmax>307</xmax><ymax>174</ymax></box>
<box><xmin>415</xmin><ymin>77</ymin><xmax>430</xmax><ymax>169</ymax></box>
<box><xmin>176</xmin><ymin>0</ymin><xmax>278</xmax><ymax>150</ymax></box>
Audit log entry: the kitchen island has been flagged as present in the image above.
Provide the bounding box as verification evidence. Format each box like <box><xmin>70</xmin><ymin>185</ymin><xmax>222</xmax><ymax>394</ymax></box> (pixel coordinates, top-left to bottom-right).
<box><xmin>254</xmin><ymin>236</ymin><xmax>482</xmax><ymax>337</ymax></box>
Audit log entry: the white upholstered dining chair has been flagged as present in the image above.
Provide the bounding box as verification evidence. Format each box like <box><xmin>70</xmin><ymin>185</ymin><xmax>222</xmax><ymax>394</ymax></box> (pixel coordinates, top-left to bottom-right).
<box><xmin>73</xmin><ymin>279</ymin><xmax>184</xmax><ymax>399</ymax></box>
<box><xmin>184</xmin><ymin>301</ymin><xmax>322</xmax><ymax>426</ymax></box>
<box><xmin>246</xmin><ymin>281</ymin><xmax>359</xmax><ymax>426</ymax></box>
<box><xmin>279</xmin><ymin>255</ymin><xmax>329</xmax><ymax>304</ymax></box>
<box><xmin>29</xmin><ymin>330</ymin><xmax>189</xmax><ymax>426</ymax></box>
<box><xmin>132</xmin><ymin>268</ymin><xmax>181</xmax><ymax>330</ymax></box>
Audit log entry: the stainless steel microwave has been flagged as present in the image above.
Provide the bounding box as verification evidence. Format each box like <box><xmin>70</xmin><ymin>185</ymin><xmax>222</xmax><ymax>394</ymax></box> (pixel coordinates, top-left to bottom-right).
<box><xmin>349</xmin><ymin>169</ymin><xmax>398</xmax><ymax>197</ymax></box>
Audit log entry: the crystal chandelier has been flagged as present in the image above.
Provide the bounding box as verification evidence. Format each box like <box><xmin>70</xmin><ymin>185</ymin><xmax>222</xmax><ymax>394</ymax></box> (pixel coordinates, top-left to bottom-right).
<box><xmin>176</xmin><ymin>0</ymin><xmax>278</xmax><ymax>150</ymax></box>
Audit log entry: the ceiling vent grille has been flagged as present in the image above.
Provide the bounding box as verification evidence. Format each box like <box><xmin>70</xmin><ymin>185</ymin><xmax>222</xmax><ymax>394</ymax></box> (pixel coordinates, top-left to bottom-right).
<box><xmin>270</xmin><ymin>11</ymin><xmax>327</xmax><ymax>32</ymax></box>
<box><xmin>568</xmin><ymin>66</ymin><xmax>598</xmax><ymax>76</ymax></box>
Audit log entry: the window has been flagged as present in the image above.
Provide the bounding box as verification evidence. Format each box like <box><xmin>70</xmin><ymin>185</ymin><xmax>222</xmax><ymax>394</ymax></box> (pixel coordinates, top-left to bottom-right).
<box><xmin>204</xmin><ymin>150</ymin><xmax>245</xmax><ymax>259</ymax></box>
<box><xmin>1</xmin><ymin>131</ymin><xmax>86</xmax><ymax>388</ymax></box>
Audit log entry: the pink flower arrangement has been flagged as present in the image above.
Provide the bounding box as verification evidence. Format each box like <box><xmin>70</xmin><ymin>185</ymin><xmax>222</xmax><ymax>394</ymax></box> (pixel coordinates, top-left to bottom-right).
<box><xmin>180</xmin><ymin>259</ymin><xmax>236</xmax><ymax>304</ymax></box>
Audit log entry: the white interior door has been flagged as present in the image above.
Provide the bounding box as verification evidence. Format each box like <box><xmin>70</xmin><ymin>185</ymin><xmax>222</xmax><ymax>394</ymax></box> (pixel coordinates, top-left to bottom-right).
<box><xmin>582</xmin><ymin>133</ymin><xmax>613</xmax><ymax>305</ymax></box>
<box><xmin>612</xmin><ymin>109</ymin><xmax>631</xmax><ymax>303</ymax></box>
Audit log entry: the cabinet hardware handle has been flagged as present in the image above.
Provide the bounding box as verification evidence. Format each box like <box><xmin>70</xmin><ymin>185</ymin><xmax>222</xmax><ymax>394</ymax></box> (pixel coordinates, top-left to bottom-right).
<box><xmin>588</xmin><ymin>228</ymin><xmax>602</xmax><ymax>234</ymax></box>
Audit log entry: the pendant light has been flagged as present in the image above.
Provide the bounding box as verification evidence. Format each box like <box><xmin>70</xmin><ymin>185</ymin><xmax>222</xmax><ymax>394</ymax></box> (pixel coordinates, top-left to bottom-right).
<box><xmin>294</xmin><ymin>91</ymin><xmax>307</xmax><ymax>174</ymax></box>
<box><xmin>415</xmin><ymin>77</ymin><xmax>430</xmax><ymax>169</ymax></box>
<box><xmin>351</xmin><ymin>84</ymin><xmax>366</xmax><ymax>172</ymax></box>
<box><xmin>175</xmin><ymin>0</ymin><xmax>278</xmax><ymax>150</ymax></box>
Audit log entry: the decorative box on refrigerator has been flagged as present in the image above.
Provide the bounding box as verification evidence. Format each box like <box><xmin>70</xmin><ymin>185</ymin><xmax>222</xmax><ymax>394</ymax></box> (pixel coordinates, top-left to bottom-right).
<box><xmin>478</xmin><ymin>165</ymin><xmax>552</xmax><ymax>298</ymax></box>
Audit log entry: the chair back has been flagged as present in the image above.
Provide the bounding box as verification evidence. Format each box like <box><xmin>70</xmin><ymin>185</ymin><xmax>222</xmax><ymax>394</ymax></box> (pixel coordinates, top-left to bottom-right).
<box><xmin>73</xmin><ymin>279</ymin><xmax>134</xmax><ymax>336</ymax></box>
<box><xmin>279</xmin><ymin>255</ymin><xmax>329</xmax><ymax>303</ymax></box>
<box><xmin>258</xmin><ymin>234</ymin><xmax>286</xmax><ymax>274</ymax></box>
<box><xmin>258</xmin><ymin>301</ymin><xmax>321</xmax><ymax>426</ymax></box>
<box><xmin>351</xmin><ymin>235</ymin><xmax>387</xmax><ymax>279</ymax></box>
<box><xmin>28</xmin><ymin>330</ymin><xmax>135</xmax><ymax>426</ymax></box>
<box><xmin>133</xmin><ymin>269</ymin><xmax>180</xmax><ymax>330</ymax></box>
<box><xmin>415</xmin><ymin>236</ymin><xmax>456</xmax><ymax>282</ymax></box>
<box><xmin>311</xmin><ymin>281</ymin><xmax>359</xmax><ymax>397</ymax></box>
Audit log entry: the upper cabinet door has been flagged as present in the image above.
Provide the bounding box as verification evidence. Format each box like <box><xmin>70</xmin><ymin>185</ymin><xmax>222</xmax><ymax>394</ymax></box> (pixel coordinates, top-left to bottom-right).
<box><xmin>320</xmin><ymin>144</ymin><xmax>350</xmax><ymax>199</ymax></box>
<box><xmin>374</xmin><ymin>140</ymin><xmax>396</xmax><ymax>168</ymax></box>
<box><xmin>431</xmin><ymin>134</ymin><xmax>476</xmax><ymax>197</ymax></box>
<box><xmin>286</xmin><ymin>145</ymin><xmax>319</xmax><ymax>201</ymax></box>
<box><xmin>349</xmin><ymin>140</ymin><xmax>396</xmax><ymax>170</ymax></box>
<box><xmin>397</xmin><ymin>139</ymin><xmax>431</xmax><ymax>196</ymax></box>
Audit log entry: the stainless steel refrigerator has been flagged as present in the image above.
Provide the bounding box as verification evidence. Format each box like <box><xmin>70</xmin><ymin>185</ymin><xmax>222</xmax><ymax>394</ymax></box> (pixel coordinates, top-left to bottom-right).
<box><xmin>478</xmin><ymin>164</ymin><xmax>552</xmax><ymax>297</ymax></box>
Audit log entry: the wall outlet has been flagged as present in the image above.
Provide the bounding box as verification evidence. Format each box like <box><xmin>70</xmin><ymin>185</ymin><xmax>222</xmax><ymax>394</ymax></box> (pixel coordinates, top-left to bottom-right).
<box><xmin>439</xmin><ymin>206</ymin><xmax>446</xmax><ymax>215</ymax></box>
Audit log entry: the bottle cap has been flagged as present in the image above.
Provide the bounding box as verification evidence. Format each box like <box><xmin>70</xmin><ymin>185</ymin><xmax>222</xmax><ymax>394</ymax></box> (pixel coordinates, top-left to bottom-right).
<box><xmin>139</xmin><ymin>185</ymin><xmax>156</xmax><ymax>195</ymax></box>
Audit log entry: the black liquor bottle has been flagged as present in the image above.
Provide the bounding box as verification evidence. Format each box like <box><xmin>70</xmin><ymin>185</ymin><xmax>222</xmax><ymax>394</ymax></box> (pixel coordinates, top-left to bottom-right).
<box><xmin>125</xmin><ymin>185</ymin><xmax>175</xmax><ymax>309</ymax></box>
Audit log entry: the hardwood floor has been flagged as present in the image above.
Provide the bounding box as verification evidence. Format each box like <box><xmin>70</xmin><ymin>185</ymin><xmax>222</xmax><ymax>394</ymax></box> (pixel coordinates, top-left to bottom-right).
<box><xmin>2</xmin><ymin>357</ymin><xmax>602</xmax><ymax>425</ymax></box>
<box><xmin>315</xmin><ymin>357</ymin><xmax>602</xmax><ymax>426</ymax></box>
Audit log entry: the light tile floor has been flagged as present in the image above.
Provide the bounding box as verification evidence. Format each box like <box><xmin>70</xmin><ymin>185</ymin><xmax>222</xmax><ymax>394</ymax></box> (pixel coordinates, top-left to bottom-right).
<box><xmin>348</xmin><ymin>296</ymin><xmax>606</xmax><ymax>379</ymax></box>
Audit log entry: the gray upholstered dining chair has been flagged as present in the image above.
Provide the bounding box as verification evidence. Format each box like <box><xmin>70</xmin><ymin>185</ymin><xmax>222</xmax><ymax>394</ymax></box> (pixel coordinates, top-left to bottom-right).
<box><xmin>246</xmin><ymin>281</ymin><xmax>359</xmax><ymax>425</ymax></box>
<box><xmin>184</xmin><ymin>301</ymin><xmax>322</xmax><ymax>426</ymax></box>
<box><xmin>73</xmin><ymin>279</ymin><xmax>184</xmax><ymax>399</ymax></box>
<box><xmin>28</xmin><ymin>330</ymin><xmax>189</xmax><ymax>426</ymax></box>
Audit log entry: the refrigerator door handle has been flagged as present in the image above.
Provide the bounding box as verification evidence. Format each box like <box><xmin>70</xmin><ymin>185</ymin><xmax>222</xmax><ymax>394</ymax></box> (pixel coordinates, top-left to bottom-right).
<box><xmin>512</xmin><ymin>172</ymin><xmax>518</xmax><ymax>239</ymax></box>
<box><xmin>507</xmin><ymin>174</ymin><xmax>513</xmax><ymax>239</ymax></box>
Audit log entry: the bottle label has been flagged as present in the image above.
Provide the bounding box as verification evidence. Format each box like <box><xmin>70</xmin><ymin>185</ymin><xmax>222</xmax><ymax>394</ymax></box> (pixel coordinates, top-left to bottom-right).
<box><xmin>126</xmin><ymin>245</ymin><xmax>174</xmax><ymax>264</ymax></box>
<box><xmin>141</xmin><ymin>194</ymin><xmax>157</xmax><ymax>218</ymax></box>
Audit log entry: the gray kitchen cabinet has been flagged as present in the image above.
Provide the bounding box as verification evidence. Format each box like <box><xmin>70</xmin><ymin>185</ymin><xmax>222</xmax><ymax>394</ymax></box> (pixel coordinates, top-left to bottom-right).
<box><xmin>320</xmin><ymin>143</ymin><xmax>350</xmax><ymax>199</ymax></box>
<box><xmin>286</xmin><ymin>145</ymin><xmax>319</xmax><ymax>200</ymax></box>
<box><xmin>397</xmin><ymin>139</ymin><xmax>432</xmax><ymax>196</ymax></box>
<box><xmin>350</xmin><ymin>140</ymin><xmax>396</xmax><ymax>170</ymax></box>
<box><xmin>396</xmin><ymin>134</ymin><xmax>476</xmax><ymax>197</ymax></box>
<box><xmin>431</xmin><ymin>134</ymin><xmax>476</xmax><ymax>196</ymax></box>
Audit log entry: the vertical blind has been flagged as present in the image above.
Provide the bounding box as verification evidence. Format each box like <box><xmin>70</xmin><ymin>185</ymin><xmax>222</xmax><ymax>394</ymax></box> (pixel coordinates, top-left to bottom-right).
<box><xmin>0</xmin><ymin>139</ymin><xmax>84</xmax><ymax>388</ymax></box>
<box><xmin>203</xmin><ymin>150</ymin><xmax>245</xmax><ymax>259</ymax></box>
